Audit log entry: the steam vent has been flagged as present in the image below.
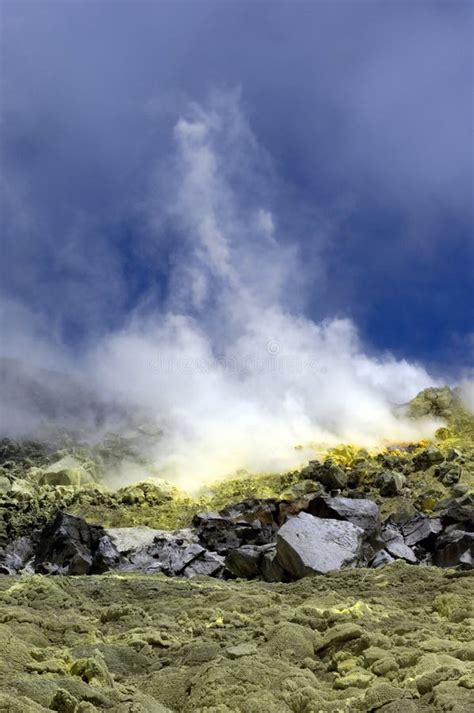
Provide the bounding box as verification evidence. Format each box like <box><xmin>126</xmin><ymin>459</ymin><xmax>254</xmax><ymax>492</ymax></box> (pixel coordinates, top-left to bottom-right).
<box><xmin>0</xmin><ymin>386</ymin><xmax>472</xmax><ymax>711</ymax></box>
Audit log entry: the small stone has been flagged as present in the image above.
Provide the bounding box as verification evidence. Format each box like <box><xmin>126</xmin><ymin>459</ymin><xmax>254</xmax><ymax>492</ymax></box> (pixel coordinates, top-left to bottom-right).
<box><xmin>316</xmin><ymin>623</ymin><xmax>363</xmax><ymax>651</ymax></box>
<box><xmin>413</xmin><ymin>446</ymin><xmax>444</xmax><ymax>470</ymax></box>
<box><xmin>369</xmin><ymin>550</ymin><xmax>395</xmax><ymax>568</ymax></box>
<box><xmin>0</xmin><ymin>476</ymin><xmax>11</xmax><ymax>494</ymax></box>
<box><xmin>226</xmin><ymin>643</ymin><xmax>258</xmax><ymax>659</ymax></box>
<box><xmin>50</xmin><ymin>688</ymin><xmax>78</xmax><ymax>713</ymax></box>
<box><xmin>334</xmin><ymin>670</ymin><xmax>373</xmax><ymax>689</ymax></box>
<box><xmin>375</xmin><ymin>471</ymin><xmax>406</xmax><ymax>496</ymax></box>
<box><xmin>382</xmin><ymin>525</ymin><xmax>418</xmax><ymax>563</ymax></box>
<box><xmin>41</xmin><ymin>455</ymin><xmax>94</xmax><ymax>487</ymax></box>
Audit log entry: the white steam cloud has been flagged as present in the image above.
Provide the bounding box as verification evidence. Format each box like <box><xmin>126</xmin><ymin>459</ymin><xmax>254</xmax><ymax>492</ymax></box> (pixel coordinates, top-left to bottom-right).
<box><xmin>86</xmin><ymin>92</ymin><xmax>441</xmax><ymax>490</ymax></box>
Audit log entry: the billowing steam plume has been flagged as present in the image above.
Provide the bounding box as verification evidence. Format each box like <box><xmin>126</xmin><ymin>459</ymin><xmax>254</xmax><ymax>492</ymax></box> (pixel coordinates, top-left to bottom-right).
<box><xmin>82</xmin><ymin>92</ymin><xmax>442</xmax><ymax>489</ymax></box>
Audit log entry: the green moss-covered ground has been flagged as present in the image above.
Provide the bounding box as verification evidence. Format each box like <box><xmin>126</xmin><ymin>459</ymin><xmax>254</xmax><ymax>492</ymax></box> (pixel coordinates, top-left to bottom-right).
<box><xmin>0</xmin><ymin>563</ymin><xmax>473</xmax><ymax>712</ymax></box>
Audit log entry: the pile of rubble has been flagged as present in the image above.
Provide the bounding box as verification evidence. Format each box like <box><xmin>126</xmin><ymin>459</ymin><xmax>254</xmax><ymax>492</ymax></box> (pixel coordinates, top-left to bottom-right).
<box><xmin>1</xmin><ymin>489</ymin><xmax>471</xmax><ymax>579</ymax></box>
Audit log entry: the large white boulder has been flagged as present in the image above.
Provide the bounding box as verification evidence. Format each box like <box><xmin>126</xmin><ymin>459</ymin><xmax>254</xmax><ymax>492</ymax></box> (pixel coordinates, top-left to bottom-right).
<box><xmin>276</xmin><ymin>512</ymin><xmax>364</xmax><ymax>578</ymax></box>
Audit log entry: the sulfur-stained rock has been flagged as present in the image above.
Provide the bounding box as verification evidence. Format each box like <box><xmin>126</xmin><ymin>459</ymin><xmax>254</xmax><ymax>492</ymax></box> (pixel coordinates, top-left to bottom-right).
<box><xmin>276</xmin><ymin>513</ymin><xmax>364</xmax><ymax>578</ymax></box>
<box><xmin>363</xmin><ymin>683</ymin><xmax>413</xmax><ymax>712</ymax></box>
<box><xmin>40</xmin><ymin>456</ymin><xmax>94</xmax><ymax>488</ymax></box>
<box><xmin>226</xmin><ymin>643</ymin><xmax>258</xmax><ymax>659</ymax></box>
<box><xmin>375</xmin><ymin>471</ymin><xmax>406</xmax><ymax>496</ymax></box>
<box><xmin>333</xmin><ymin>670</ymin><xmax>373</xmax><ymax>689</ymax></box>
<box><xmin>0</xmin><ymin>475</ymin><xmax>11</xmax><ymax>494</ymax></box>
<box><xmin>412</xmin><ymin>445</ymin><xmax>445</xmax><ymax>470</ymax></box>
<box><xmin>70</xmin><ymin>655</ymin><xmax>114</xmax><ymax>687</ymax></box>
<box><xmin>408</xmin><ymin>385</ymin><xmax>456</xmax><ymax>418</ymax></box>
<box><xmin>50</xmin><ymin>688</ymin><xmax>78</xmax><ymax>713</ymax></box>
<box><xmin>316</xmin><ymin>623</ymin><xmax>363</xmax><ymax>652</ymax></box>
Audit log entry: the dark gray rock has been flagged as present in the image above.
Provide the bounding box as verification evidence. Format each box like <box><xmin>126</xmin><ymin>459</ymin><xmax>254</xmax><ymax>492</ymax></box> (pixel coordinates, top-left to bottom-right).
<box><xmin>369</xmin><ymin>550</ymin><xmax>395</xmax><ymax>568</ymax></box>
<box><xmin>35</xmin><ymin>512</ymin><xmax>120</xmax><ymax>575</ymax></box>
<box><xmin>434</xmin><ymin>463</ymin><xmax>462</xmax><ymax>485</ymax></box>
<box><xmin>276</xmin><ymin>513</ymin><xmax>364</xmax><ymax>578</ymax></box>
<box><xmin>261</xmin><ymin>548</ymin><xmax>288</xmax><ymax>582</ymax></box>
<box><xmin>192</xmin><ymin>511</ymin><xmax>271</xmax><ymax>554</ymax></box>
<box><xmin>225</xmin><ymin>545</ymin><xmax>263</xmax><ymax>578</ymax></box>
<box><xmin>300</xmin><ymin>459</ymin><xmax>347</xmax><ymax>491</ymax></box>
<box><xmin>401</xmin><ymin>515</ymin><xmax>442</xmax><ymax>548</ymax></box>
<box><xmin>219</xmin><ymin>499</ymin><xmax>280</xmax><ymax>527</ymax></box>
<box><xmin>375</xmin><ymin>471</ymin><xmax>406</xmax><ymax>496</ymax></box>
<box><xmin>183</xmin><ymin>550</ymin><xmax>224</xmax><ymax>577</ymax></box>
<box><xmin>152</xmin><ymin>539</ymin><xmax>206</xmax><ymax>575</ymax></box>
<box><xmin>306</xmin><ymin>495</ymin><xmax>380</xmax><ymax>532</ymax></box>
<box><xmin>433</xmin><ymin>525</ymin><xmax>473</xmax><ymax>569</ymax></box>
<box><xmin>439</xmin><ymin>493</ymin><xmax>474</xmax><ymax>530</ymax></box>
<box><xmin>382</xmin><ymin>524</ymin><xmax>417</xmax><ymax>564</ymax></box>
<box><xmin>412</xmin><ymin>446</ymin><xmax>444</xmax><ymax>470</ymax></box>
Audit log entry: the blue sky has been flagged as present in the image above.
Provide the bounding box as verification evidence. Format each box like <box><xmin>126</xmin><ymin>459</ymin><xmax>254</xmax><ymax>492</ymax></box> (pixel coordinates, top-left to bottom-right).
<box><xmin>1</xmin><ymin>0</ymin><xmax>473</xmax><ymax>377</ymax></box>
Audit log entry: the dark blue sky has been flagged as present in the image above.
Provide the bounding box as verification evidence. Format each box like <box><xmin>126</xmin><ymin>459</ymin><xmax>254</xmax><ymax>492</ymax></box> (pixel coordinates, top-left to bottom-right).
<box><xmin>1</xmin><ymin>1</ymin><xmax>473</xmax><ymax>377</ymax></box>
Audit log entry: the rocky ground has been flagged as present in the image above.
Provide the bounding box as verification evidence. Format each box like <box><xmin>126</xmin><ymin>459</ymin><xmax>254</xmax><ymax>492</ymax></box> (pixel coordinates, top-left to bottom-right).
<box><xmin>0</xmin><ymin>386</ymin><xmax>472</xmax><ymax>711</ymax></box>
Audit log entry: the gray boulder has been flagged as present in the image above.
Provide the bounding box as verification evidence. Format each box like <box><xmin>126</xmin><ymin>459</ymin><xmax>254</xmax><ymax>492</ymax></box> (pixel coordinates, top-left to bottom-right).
<box><xmin>260</xmin><ymin>547</ymin><xmax>288</xmax><ymax>582</ymax></box>
<box><xmin>300</xmin><ymin>459</ymin><xmax>347</xmax><ymax>491</ymax></box>
<box><xmin>412</xmin><ymin>446</ymin><xmax>444</xmax><ymax>470</ymax></box>
<box><xmin>35</xmin><ymin>511</ymin><xmax>120</xmax><ymax>575</ymax></box>
<box><xmin>401</xmin><ymin>515</ymin><xmax>442</xmax><ymax>548</ymax></box>
<box><xmin>39</xmin><ymin>455</ymin><xmax>94</xmax><ymax>487</ymax></box>
<box><xmin>225</xmin><ymin>545</ymin><xmax>262</xmax><ymax>578</ymax></box>
<box><xmin>183</xmin><ymin>550</ymin><xmax>224</xmax><ymax>577</ymax></box>
<box><xmin>433</xmin><ymin>525</ymin><xmax>473</xmax><ymax>569</ymax></box>
<box><xmin>106</xmin><ymin>526</ymin><xmax>165</xmax><ymax>555</ymax></box>
<box><xmin>276</xmin><ymin>512</ymin><xmax>364</xmax><ymax>578</ymax></box>
<box><xmin>306</xmin><ymin>495</ymin><xmax>380</xmax><ymax>532</ymax></box>
<box><xmin>149</xmin><ymin>538</ymin><xmax>206</xmax><ymax>575</ymax></box>
<box><xmin>0</xmin><ymin>536</ymin><xmax>34</xmax><ymax>574</ymax></box>
<box><xmin>192</xmin><ymin>511</ymin><xmax>270</xmax><ymax>553</ymax></box>
<box><xmin>225</xmin><ymin>543</ymin><xmax>277</xmax><ymax>579</ymax></box>
<box><xmin>382</xmin><ymin>524</ymin><xmax>417</xmax><ymax>564</ymax></box>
